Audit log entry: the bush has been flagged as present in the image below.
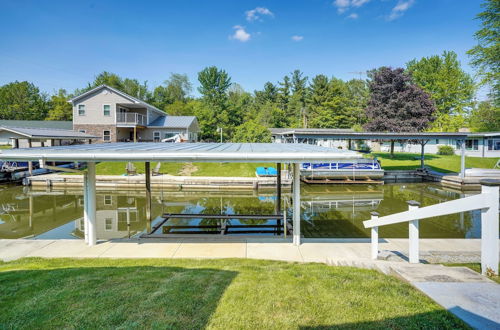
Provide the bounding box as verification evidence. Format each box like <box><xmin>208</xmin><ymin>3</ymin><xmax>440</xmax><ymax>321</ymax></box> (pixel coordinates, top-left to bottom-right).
<box><xmin>437</xmin><ymin>145</ymin><xmax>455</xmax><ymax>155</ymax></box>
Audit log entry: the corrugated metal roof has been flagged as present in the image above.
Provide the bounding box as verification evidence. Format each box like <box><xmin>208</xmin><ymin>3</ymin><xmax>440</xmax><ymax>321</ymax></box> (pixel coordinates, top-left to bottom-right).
<box><xmin>0</xmin><ymin>120</ymin><xmax>72</xmax><ymax>130</ymax></box>
<box><xmin>271</xmin><ymin>128</ymin><xmax>469</xmax><ymax>139</ymax></box>
<box><xmin>148</xmin><ymin>116</ymin><xmax>197</xmax><ymax>128</ymax></box>
<box><xmin>0</xmin><ymin>142</ymin><xmax>361</xmax><ymax>162</ymax></box>
<box><xmin>0</xmin><ymin>126</ymin><xmax>97</xmax><ymax>139</ymax></box>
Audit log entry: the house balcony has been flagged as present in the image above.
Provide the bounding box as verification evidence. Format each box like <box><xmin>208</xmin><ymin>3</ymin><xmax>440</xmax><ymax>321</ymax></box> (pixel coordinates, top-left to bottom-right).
<box><xmin>116</xmin><ymin>112</ymin><xmax>147</xmax><ymax>127</ymax></box>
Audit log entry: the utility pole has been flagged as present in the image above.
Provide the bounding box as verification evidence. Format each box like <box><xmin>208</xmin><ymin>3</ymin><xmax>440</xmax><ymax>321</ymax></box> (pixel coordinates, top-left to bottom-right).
<box><xmin>217</xmin><ymin>127</ymin><xmax>223</xmax><ymax>143</ymax></box>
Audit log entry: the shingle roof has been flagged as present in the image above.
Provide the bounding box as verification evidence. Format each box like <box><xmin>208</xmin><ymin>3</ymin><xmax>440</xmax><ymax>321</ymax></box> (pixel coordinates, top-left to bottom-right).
<box><xmin>148</xmin><ymin>116</ymin><xmax>197</xmax><ymax>128</ymax></box>
<box><xmin>0</xmin><ymin>126</ymin><xmax>97</xmax><ymax>139</ymax></box>
<box><xmin>0</xmin><ymin>120</ymin><xmax>72</xmax><ymax>130</ymax></box>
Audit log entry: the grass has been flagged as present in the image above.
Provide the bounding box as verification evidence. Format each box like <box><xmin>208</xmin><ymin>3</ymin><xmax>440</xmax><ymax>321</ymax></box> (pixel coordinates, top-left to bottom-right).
<box><xmin>443</xmin><ymin>263</ymin><xmax>500</xmax><ymax>284</ymax></box>
<box><xmin>0</xmin><ymin>258</ymin><xmax>467</xmax><ymax>329</ymax></box>
<box><xmin>93</xmin><ymin>161</ymin><xmax>273</xmax><ymax>177</ymax></box>
<box><xmin>371</xmin><ymin>152</ymin><xmax>499</xmax><ymax>173</ymax></box>
<box><xmin>80</xmin><ymin>152</ymin><xmax>498</xmax><ymax>176</ymax></box>
<box><xmin>0</xmin><ymin>145</ymin><xmax>12</xmax><ymax>149</ymax></box>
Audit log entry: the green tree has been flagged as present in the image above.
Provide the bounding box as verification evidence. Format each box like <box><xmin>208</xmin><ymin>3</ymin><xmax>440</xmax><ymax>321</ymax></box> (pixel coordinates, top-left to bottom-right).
<box><xmin>197</xmin><ymin>66</ymin><xmax>232</xmax><ymax>141</ymax></box>
<box><xmin>75</xmin><ymin>72</ymin><xmax>151</xmax><ymax>102</ymax></box>
<box><xmin>0</xmin><ymin>81</ymin><xmax>49</xmax><ymax>120</ymax></box>
<box><xmin>467</xmin><ymin>0</ymin><xmax>500</xmax><ymax>105</ymax></box>
<box><xmin>153</xmin><ymin>73</ymin><xmax>192</xmax><ymax>110</ymax></box>
<box><xmin>290</xmin><ymin>70</ymin><xmax>309</xmax><ymax>127</ymax></box>
<box><xmin>345</xmin><ymin>79</ymin><xmax>369</xmax><ymax>126</ymax></box>
<box><xmin>469</xmin><ymin>100</ymin><xmax>500</xmax><ymax>131</ymax></box>
<box><xmin>407</xmin><ymin>51</ymin><xmax>475</xmax><ymax>131</ymax></box>
<box><xmin>232</xmin><ymin>120</ymin><xmax>272</xmax><ymax>142</ymax></box>
<box><xmin>46</xmin><ymin>89</ymin><xmax>72</xmax><ymax>121</ymax></box>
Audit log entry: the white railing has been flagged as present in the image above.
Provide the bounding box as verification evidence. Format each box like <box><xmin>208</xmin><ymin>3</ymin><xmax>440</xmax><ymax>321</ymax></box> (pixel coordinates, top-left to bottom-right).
<box><xmin>116</xmin><ymin>112</ymin><xmax>147</xmax><ymax>126</ymax></box>
<box><xmin>363</xmin><ymin>180</ymin><xmax>499</xmax><ymax>275</ymax></box>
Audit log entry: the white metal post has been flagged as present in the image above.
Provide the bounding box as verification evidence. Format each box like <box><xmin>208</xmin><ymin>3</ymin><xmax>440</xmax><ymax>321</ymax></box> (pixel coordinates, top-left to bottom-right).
<box><xmin>86</xmin><ymin>162</ymin><xmax>97</xmax><ymax>246</ymax></box>
<box><xmin>370</xmin><ymin>211</ymin><xmax>379</xmax><ymax>260</ymax></box>
<box><xmin>408</xmin><ymin>200</ymin><xmax>420</xmax><ymax>264</ymax></box>
<box><xmin>83</xmin><ymin>172</ymin><xmax>89</xmax><ymax>244</ymax></box>
<box><xmin>292</xmin><ymin>163</ymin><xmax>301</xmax><ymax>246</ymax></box>
<box><xmin>480</xmin><ymin>180</ymin><xmax>499</xmax><ymax>275</ymax></box>
<box><xmin>460</xmin><ymin>139</ymin><xmax>466</xmax><ymax>179</ymax></box>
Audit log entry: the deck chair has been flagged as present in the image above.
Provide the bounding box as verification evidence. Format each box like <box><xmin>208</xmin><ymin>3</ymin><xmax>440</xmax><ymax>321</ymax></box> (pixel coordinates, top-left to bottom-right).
<box><xmin>125</xmin><ymin>162</ymin><xmax>137</xmax><ymax>176</ymax></box>
<box><xmin>152</xmin><ymin>162</ymin><xmax>161</xmax><ymax>176</ymax></box>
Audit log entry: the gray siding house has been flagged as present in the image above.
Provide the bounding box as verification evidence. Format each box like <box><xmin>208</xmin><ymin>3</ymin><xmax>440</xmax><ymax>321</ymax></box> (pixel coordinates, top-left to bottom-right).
<box><xmin>69</xmin><ymin>85</ymin><xmax>199</xmax><ymax>143</ymax></box>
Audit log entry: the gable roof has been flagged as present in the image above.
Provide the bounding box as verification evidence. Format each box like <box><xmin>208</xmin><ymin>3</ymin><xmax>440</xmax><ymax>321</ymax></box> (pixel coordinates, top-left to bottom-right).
<box><xmin>148</xmin><ymin>116</ymin><xmax>198</xmax><ymax>128</ymax></box>
<box><xmin>0</xmin><ymin>120</ymin><xmax>72</xmax><ymax>130</ymax></box>
<box><xmin>68</xmin><ymin>84</ymin><xmax>165</xmax><ymax>115</ymax></box>
<box><xmin>0</xmin><ymin>126</ymin><xmax>98</xmax><ymax>139</ymax></box>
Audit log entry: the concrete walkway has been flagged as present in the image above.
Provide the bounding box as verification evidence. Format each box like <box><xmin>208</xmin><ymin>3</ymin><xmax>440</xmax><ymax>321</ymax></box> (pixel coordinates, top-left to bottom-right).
<box><xmin>0</xmin><ymin>237</ymin><xmax>498</xmax><ymax>328</ymax></box>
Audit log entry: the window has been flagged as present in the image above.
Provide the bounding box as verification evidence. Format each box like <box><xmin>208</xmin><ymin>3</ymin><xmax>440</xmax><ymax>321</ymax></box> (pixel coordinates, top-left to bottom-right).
<box><xmin>103</xmin><ymin>130</ymin><xmax>111</xmax><ymax>142</ymax></box>
<box><xmin>79</xmin><ymin>130</ymin><xmax>86</xmax><ymax>134</ymax></box>
<box><xmin>104</xmin><ymin>195</ymin><xmax>112</xmax><ymax>205</ymax></box>
<box><xmin>153</xmin><ymin>131</ymin><xmax>161</xmax><ymax>142</ymax></box>
<box><xmin>164</xmin><ymin>132</ymin><xmax>180</xmax><ymax>139</ymax></box>
<box><xmin>465</xmin><ymin>139</ymin><xmax>479</xmax><ymax>151</ymax></box>
<box><xmin>78</xmin><ymin>104</ymin><xmax>85</xmax><ymax>116</ymax></box>
<box><xmin>488</xmin><ymin>139</ymin><xmax>500</xmax><ymax>151</ymax></box>
<box><xmin>103</xmin><ymin>104</ymin><xmax>111</xmax><ymax>116</ymax></box>
<box><xmin>105</xmin><ymin>218</ymin><xmax>113</xmax><ymax>231</ymax></box>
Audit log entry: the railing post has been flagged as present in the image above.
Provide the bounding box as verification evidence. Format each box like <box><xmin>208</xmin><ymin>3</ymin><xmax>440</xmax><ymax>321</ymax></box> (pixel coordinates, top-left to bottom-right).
<box><xmin>407</xmin><ymin>200</ymin><xmax>420</xmax><ymax>264</ymax></box>
<box><xmin>370</xmin><ymin>211</ymin><xmax>379</xmax><ymax>260</ymax></box>
<box><xmin>480</xmin><ymin>179</ymin><xmax>499</xmax><ymax>276</ymax></box>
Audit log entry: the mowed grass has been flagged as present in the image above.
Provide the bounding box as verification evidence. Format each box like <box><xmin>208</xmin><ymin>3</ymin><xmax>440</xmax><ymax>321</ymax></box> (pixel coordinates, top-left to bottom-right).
<box><xmin>0</xmin><ymin>145</ymin><xmax>12</xmax><ymax>149</ymax></box>
<box><xmin>371</xmin><ymin>152</ymin><xmax>499</xmax><ymax>173</ymax></box>
<box><xmin>94</xmin><ymin>161</ymin><xmax>274</xmax><ymax>177</ymax></box>
<box><xmin>443</xmin><ymin>263</ymin><xmax>500</xmax><ymax>284</ymax></box>
<box><xmin>0</xmin><ymin>258</ymin><xmax>467</xmax><ymax>329</ymax></box>
<box><xmin>87</xmin><ymin>152</ymin><xmax>498</xmax><ymax>176</ymax></box>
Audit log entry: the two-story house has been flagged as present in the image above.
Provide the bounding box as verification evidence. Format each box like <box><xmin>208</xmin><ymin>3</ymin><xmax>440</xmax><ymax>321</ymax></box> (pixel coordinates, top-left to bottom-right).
<box><xmin>69</xmin><ymin>85</ymin><xmax>199</xmax><ymax>143</ymax></box>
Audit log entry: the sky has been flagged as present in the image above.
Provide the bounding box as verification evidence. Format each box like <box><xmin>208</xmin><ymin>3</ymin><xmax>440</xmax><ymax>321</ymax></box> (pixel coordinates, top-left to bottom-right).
<box><xmin>0</xmin><ymin>0</ymin><xmax>485</xmax><ymax>96</ymax></box>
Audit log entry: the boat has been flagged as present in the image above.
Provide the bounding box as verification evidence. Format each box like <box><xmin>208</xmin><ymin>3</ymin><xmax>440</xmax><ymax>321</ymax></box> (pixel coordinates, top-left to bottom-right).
<box><xmin>300</xmin><ymin>160</ymin><xmax>384</xmax><ymax>180</ymax></box>
<box><xmin>464</xmin><ymin>168</ymin><xmax>500</xmax><ymax>178</ymax></box>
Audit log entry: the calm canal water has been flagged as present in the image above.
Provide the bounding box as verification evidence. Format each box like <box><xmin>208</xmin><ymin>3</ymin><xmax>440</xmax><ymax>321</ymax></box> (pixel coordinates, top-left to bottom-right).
<box><xmin>0</xmin><ymin>183</ymin><xmax>488</xmax><ymax>240</ymax></box>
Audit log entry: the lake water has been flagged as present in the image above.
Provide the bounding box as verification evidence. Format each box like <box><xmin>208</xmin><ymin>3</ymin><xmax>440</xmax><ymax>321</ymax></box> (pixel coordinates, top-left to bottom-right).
<box><xmin>0</xmin><ymin>183</ymin><xmax>487</xmax><ymax>240</ymax></box>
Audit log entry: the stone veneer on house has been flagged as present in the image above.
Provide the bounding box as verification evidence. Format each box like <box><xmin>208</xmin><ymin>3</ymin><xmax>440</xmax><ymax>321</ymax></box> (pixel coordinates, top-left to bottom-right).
<box><xmin>73</xmin><ymin>125</ymin><xmax>117</xmax><ymax>143</ymax></box>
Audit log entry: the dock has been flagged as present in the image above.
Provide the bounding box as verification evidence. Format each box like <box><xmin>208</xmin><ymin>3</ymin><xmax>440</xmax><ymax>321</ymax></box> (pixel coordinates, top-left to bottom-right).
<box><xmin>27</xmin><ymin>173</ymin><xmax>292</xmax><ymax>191</ymax></box>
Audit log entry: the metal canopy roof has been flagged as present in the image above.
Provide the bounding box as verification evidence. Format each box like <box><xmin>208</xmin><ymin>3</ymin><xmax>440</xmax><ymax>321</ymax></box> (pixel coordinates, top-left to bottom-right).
<box><xmin>0</xmin><ymin>142</ymin><xmax>361</xmax><ymax>162</ymax></box>
<box><xmin>271</xmin><ymin>129</ymin><xmax>469</xmax><ymax>140</ymax></box>
<box><xmin>0</xmin><ymin>126</ymin><xmax>98</xmax><ymax>139</ymax></box>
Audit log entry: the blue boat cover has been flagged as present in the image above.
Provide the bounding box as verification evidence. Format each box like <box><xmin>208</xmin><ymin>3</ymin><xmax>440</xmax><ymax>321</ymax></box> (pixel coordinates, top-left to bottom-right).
<box><xmin>256</xmin><ymin>167</ymin><xmax>277</xmax><ymax>176</ymax></box>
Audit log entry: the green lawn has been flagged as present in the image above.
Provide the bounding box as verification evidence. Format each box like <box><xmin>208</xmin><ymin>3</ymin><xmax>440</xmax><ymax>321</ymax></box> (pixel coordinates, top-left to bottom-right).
<box><xmin>0</xmin><ymin>145</ymin><xmax>12</xmax><ymax>149</ymax></box>
<box><xmin>0</xmin><ymin>258</ymin><xmax>466</xmax><ymax>329</ymax></box>
<box><xmin>443</xmin><ymin>263</ymin><xmax>500</xmax><ymax>284</ymax></box>
<box><xmin>371</xmin><ymin>152</ymin><xmax>499</xmax><ymax>173</ymax></box>
<box><xmin>88</xmin><ymin>152</ymin><xmax>498</xmax><ymax>176</ymax></box>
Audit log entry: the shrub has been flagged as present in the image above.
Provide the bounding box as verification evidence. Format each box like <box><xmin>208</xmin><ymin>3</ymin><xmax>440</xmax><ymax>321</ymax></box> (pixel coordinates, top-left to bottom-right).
<box><xmin>437</xmin><ymin>145</ymin><xmax>455</xmax><ymax>155</ymax></box>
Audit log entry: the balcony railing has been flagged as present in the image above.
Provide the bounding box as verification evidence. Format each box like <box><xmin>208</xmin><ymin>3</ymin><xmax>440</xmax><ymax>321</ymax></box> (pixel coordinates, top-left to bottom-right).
<box><xmin>116</xmin><ymin>112</ymin><xmax>146</xmax><ymax>126</ymax></box>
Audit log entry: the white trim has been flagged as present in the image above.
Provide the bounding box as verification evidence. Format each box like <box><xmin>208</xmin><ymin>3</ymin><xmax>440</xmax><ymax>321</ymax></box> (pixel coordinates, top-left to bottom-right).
<box><xmin>103</xmin><ymin>104</ymin><xmax>111</xmax><ymax>117</ymax></box>
<box><xmin>103</xmin><ymin>130</ymin><xmax>111</xmax><ymax>142</ymax></box>
<box><xmin>78</xmin><ymin>104</ymin><xmax>86</xmax><ymax>116</ymax></box>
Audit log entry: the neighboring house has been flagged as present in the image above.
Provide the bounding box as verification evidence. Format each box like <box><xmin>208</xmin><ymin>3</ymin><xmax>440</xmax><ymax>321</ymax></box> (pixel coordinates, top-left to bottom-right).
<box><xmin>0</xmin><ymin>120</ymin><xmax>73</xmax><ymax>145</ymax></box>
<box><xmin>69</xmin><ymin>85</ymin><xmax>199</xmax><ymax>143</ymax></box>
<box><xmin>270</xmin><ymin>128</ymin><xmax>500</xmax><ymax>158</ymax></box>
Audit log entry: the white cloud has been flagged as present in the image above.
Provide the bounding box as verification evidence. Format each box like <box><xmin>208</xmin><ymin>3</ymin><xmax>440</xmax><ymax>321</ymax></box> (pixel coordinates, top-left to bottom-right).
<box><xmin>347</xmin><ymin>13</ymin><xmax>359</xmax><ymax>19</ymax></box>
<box><xmin>333</xmin><ymin>0</ymin><xmax>370</xmax><ymax>13</ymax></box>
<box><xmin>291</xmin><ymin>35</ymin><xmax>304</xmax><ymax>41</ymax></box>
<box><xmin>388</xmin><ymin>0</ymin><xmax>415</xmax><ymax>20</ymax></box>
<box><xmin>230</xmin><ymin>25</ymin><xmax>251</xmax><ymax>42</ymax></box>
<box><xmin>246</xmin><ymin>7</ymin><xmax>274</xmax><ymax>22</ymax></box>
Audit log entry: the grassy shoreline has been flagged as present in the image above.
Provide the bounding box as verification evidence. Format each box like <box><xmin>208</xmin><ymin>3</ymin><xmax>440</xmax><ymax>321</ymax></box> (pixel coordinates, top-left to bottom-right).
<box><xmin>0</xmin><ymin>258</ymin><xmax>467</xmax><ymax>329</ymax></box>
<box><xmin>91</xmin><ymin>152</ymin><xmax>498</xmax><ymax>176</ymax></box>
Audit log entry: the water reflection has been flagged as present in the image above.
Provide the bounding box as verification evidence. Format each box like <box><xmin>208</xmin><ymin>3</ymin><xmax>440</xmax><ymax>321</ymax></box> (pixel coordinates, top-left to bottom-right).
<box><xmin>0</xmin><ymin>183</ymin><xmax>488</xmax><ymax>240</ymax></box>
